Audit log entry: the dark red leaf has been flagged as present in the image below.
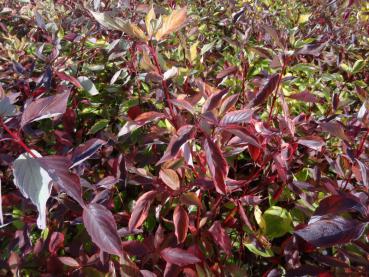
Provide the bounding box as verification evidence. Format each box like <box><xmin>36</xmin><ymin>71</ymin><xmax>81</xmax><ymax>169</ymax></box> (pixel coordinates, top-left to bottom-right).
<box><xmin>21</xmin><ymin>91</ymin><xmax>70</xmax><ymax>127</ymax></box>
<box><xmin>128</xmin><ymin>190</ymin><xmax>157</xmax><ymax>231</ymax></box>
<box><xmin>48</xmin><ymin>232</ymin><xmax>64</xmax><ymax>255</ymax></box>
<box><xmin>55</xmin><ymin>71</ymin><xmax>82</xmax><ymax>88</ymax></box>
<box><xmin>314</xmin><ymin>194</ymin><xmax>367</xmax><ymax>217</ymax></box>
<box><xmin>294</xmin><ymin>216</ymin><xmax>367</xmax><ymax>248</ymax></box>
<box><xmin>204</xmin><ymin>138</ymin><xmax>229</xmax><ymax>194</ymax></box>
<box><xmin>208</xmin><ymin>221</ymin><xmax>232</xmax><ymax>255</ymax></box>
<box><xmin>83</xmin><ymin>203</ymin><xmax>123</xmax><ymax>256</ymax></box>
<box><xmin>160</xmin><ymin>247</ymin><xmax>201</xmax><ymax>267</ymax></box>
<box><xmin>219</xmin><ymin>94</ymin><xmax>239</xmax><ymax>115</ymax></box>
<box><xmin>173</xmin><ymin>206</ymin><xmax>189</xmax><ymax>244</ymax></box>
<box><xmin>157</xmin><ymin>125</ymin><xmax>196</xmax><ymax>165</ymax></box>
<box><xmin>247</xmin><ymin>74</ymin><xmax>279</xmax><ymax>107</ymax></box>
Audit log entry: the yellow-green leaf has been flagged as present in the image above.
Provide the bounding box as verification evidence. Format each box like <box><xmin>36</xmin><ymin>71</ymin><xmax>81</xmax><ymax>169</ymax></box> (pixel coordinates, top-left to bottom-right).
<box><xmin>145</xmin><ymin>5</ymin><xmax>156</xmax><ymax>37</ymax></box>
<box><xmin>155</xmin><ymin>7</ymin><xmax>187</xmax><ymax>40</ymax></box>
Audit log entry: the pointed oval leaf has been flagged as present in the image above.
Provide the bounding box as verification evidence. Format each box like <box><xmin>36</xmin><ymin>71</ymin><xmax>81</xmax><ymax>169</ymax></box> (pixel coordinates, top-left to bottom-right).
<box><xmin>295</xmin><ymin>216</ymin><xmax>367</xmax><ymax>248</ymax></box>
<box><xmin>128</xmin><ymin>190</ymin><xmax>157</xmax><ymax>231</ymax></box>
<box><xmin>173</xmin><ymin>206</ymin><xmax>189</xmax><ymax>244</ymax></box>
<box><xmin>208</xmin><ymin>221</ymin><xmax>232</xmax><ymax>255</ymax></box>
<box><xmin>204</xmin><ymin>138</ymin><xmax>229</xmax><ymax>194</ymax></box>
<box><xmin>159</xmin><ymin>168</ymin><xmax>180</xmax><ymax>190</ymax></box>
<box><xmin>21</xmin><ymin>91</ymin><xmax>70</xmax><ymax>128</ymax></box>
<box><xmin>220</xmin><ymin>109</ymin><xmax>253</xmax><ymax>126</ymax></box>
<box><xmin>83</xmin><ymin>203</ymin><xmax>122</xmax><ymax>256</ymax></box>
<box><xmin>77</xmin><ymin>76</ymin><xmax>99</xmax><ymax>96</ymax></box>
<box><xmin>248</xmin><ymin>74</ymin><xmax>279</xmax><ymax>107</ymax></box>
<box><xmin>13</xmin><ymin>150</ymin><xmax>52</xmax><ymax>229</ymax></box>
<box><xmin>155</xmin><ymin>7</ymin><xmax>187</xmax><ymax>40</ymax></box>
<box><xmin>160</xmin><ymin>247</ymin><xmax>201</xmax><ymax>267</ymax></box>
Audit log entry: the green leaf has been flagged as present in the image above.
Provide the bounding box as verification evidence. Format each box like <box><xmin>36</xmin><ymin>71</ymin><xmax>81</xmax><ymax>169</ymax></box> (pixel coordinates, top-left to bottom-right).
<box><xmin>88</xmin><ymin>119</ymin><xmax>109</xmax><ymax>134</ymax></box>
<box><xmin>200</xmin><ymin>41</ymin><xmax>215</xmax><ymax>56</ymax></box>
<box><xmin>340</xmin><ymin>63</ymin><xmax>352</xmax><ymax>73</ymax></box>
<box><xmin>262</xmin><ymin>206</ymin><xmax>293</xmax><ymax>239</ymax></box>
<box><xmin>352</xmin><ymin>60</ymin><xmax>365</xmax><ymax>74</ymax></box>
<box><xmin>77</xmin><ymin>76</ymin><xmax>99</xmax><ymax>96</ymax></box>
<box><xmin>0</xmin><ymin>97</ymin><xmax>16</xmax><ymax>118</ymax></box>
<box><xmin>13</xmin><ymin>150</ymin><xmax>52</xmax><ymax>229</ymax></box>
<box><xmin>244</xmin><ymin>242</ymin><xmax>274</xmax><ymax>257</ymax></box>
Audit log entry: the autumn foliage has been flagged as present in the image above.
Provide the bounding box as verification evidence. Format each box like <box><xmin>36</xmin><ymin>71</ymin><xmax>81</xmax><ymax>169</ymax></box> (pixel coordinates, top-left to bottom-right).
<box><xmin>0</xmin><ymin>0</ymin><xmax>368</xmax><ymax>276</ymax></box>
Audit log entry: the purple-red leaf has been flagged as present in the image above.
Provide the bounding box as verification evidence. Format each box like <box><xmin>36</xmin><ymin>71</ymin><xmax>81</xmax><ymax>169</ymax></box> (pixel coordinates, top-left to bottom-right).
<box><xmin>173</xmin><ymin>206</ymin><xmax>189</xmax><ymax>244</ymax></box>
<box><xmin>159</xmin><ymin>168</ymin><xmax>180</xmax><ymax>190</ymax></box>
<box><xmin>48</xmin><ymin>232</ymin><xmax>64</xmax><ymax>255</ymax></box>
<box><xmin>71</xmin><ymin>138</ymin><xmax>107</xmax><ymax>168</ymax></box>
<box><xmin>247</xmin><ymin>74</ymin><xmax>279</xmax><ymax>107</ymax></box>
<box><xmin>208</xmin><ymin>221</ymin><xmax>232</xmax><ymax>255</ymax></box>
<box><xmin>297</xmin><ymin>136</ymin><xmax>325</xmax><ymax>151</ymax></box>
<box><xmin>202</xmin><ymin>89</ymin><xmax>228</xmax><ymax>113</ymax></box>
<box><xmin>128</xmin><ymin>190</ymin><xmax>157</xmax><ymax>231</ymax></box>
<box><xmin>38</xmin><ymin>156</ymin><xmax>84</xmax><ymax>206</ymax></box>
<box><xmin>220</xmin><ymin>109</ymin><xmax>253</xmax><ymax>126</ymax></box>
<box><xmin>289</xmin><ymin>91</ymin><xmax>321</xmax><ymax>103</ymax></box>
<box><xmin>160</xmin><ymin>247</ymin><xmax>201</xmax><ymax>267</ymax></box>
<box><xmin>314</xmin><ymin>194</ymin><xmax>368</xmax><ymax>217</ymax></box>
<box><xmin>83</xmin><ymin>203</ymin><xmax>122</xmax><ymax>256</ymax></box>
<box><xmin>204</xmin><ymin>138</ymin><xmax>229</xmax><ymax>194</ymax></box>
<box><xmin>21</xmin><ymin>91</ymin><xmax>70</xmax><ymax>128</ymax></box>
<box><xmin>295</xmin><ymin>216</ymin><xmax>367</xmax><ymax>248</ymax></box>
<box><xmin>157</xmin><ymin>125</ymin><xmax>196</xmax><ymax>165</ymax></box>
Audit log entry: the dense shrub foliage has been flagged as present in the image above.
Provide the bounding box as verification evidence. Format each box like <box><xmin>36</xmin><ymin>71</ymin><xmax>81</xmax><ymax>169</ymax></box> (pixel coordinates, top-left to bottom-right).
<box><xmin>0</xmin><ymin>0</ymin><xmax>368</xmax><ymax>276</ymax></box>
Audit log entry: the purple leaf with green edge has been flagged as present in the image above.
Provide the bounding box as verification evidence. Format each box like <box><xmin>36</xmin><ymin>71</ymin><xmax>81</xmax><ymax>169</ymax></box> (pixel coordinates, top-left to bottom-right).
<box><xmin>160</xmin><ymin>247</ymin><xmax>201</xmax><ymax>267</ymax></box>
<box><xmin>20</xmin><ymin>91</ymin><xmax>70</xmax><ymax>128</ymax></box>
<box><xmin>128</xmin><ymin>190</ymin><xmax>157</xmax><ymax>231</ymax></box>
<box><xmin>295</xmin><ymin>215</ymin><xmax>367</xmax><ymax>248</ymax></box>
<box><xmin>247</xmin><ymin>74</ymin><xmax>279</xmax><ymax>107</ymax></box>
<box><xmin>83</xmin><ymin>203</ymin><xmax>123</xmax><ymax>256</ymax></box>
<box><xmin>219</xmin><ymin>108</ymin><xmax>253</xmax><ymax>126</ymax></box>
<box><xmin>70</xmin><ymin>138</ymin><xmax>107</xmax><ymax>168</ymax></box>
<box><xmin>208</xmin><ymin>221</ymin><xmax>232</xmax><ymax>255</ymax></box>
<box><xmin>204</xmin><ymin>138</ymin><xmax>228</xmax><ymax>194</ymax></box>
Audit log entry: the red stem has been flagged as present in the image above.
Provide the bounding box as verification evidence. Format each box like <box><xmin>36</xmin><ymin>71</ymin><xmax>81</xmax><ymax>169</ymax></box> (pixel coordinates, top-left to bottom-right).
<box><xmin>268</xmin><ymin>62</ymin><xmax>287</xmax><ymax>121</ymax></box>
<box><xmin>0</xmin><ymin>119</ymin><xmax>36</xmax><ymax>158</ymax></box>
<box><xmin>148</xmin><ymin>43</ymin><xmax>176</xmax><ymax>125</ymax></box>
